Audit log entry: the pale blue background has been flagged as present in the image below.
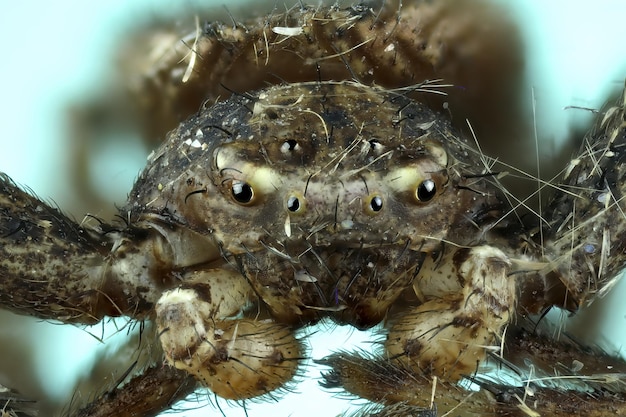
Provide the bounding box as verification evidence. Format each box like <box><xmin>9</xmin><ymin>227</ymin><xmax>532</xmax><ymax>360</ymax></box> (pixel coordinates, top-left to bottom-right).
<box><xmin>0</xmin><ymin>1</ymin><xmax>625</xmax><ymax>416</ymax></box>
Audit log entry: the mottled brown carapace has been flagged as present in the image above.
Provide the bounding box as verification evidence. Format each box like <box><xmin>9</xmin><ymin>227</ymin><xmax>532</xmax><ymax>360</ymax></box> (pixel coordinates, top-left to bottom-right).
<box><xmin>1</xmin><ymin>1</ymin><xmax>626</xmax><ymax>417</ymax></box>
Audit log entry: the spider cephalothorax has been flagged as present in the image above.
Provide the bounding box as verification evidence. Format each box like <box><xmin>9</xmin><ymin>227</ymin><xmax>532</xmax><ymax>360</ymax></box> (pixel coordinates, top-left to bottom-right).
<box><xmin>131</xmin><ymin>81</ymin><xmax>506</xmax><ymax>328</ymax></box>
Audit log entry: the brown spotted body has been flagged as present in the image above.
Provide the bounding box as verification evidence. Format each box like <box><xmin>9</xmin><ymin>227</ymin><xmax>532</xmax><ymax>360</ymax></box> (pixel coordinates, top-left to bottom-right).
<box><xmin>130</xmin><ymin>81</ymin><xmax>504</xmax><ymax>330</ymax></box>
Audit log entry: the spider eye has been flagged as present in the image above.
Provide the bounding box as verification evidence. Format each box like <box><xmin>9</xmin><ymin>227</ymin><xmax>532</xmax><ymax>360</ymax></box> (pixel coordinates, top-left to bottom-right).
<box><xmin>416</xmin><ymin>179</ymin><xmax>436</xmax><ymax>202</ymax></box>
<box><xmin>364</xmin><ymin>194</ymin><xmax>384</xmax><ymax>215</ymax></box>
<box><xmin>370</xmin><ymin>195</ymin><xmax>383</xmax><ymax>212</ymax></box>
<box><xmin>287</xmin><ymin>195</ymin><xmax>301</xmax><ymax>212</ymax></box>
<box><xmin>231</xmin><ymin>180</ymin><xmax>254</xmax><ymax>204</ymax></box>
<box><xmin>368</xmin><ymin>139</ymin><xmax>383</xmax><ymax>153</ymax></box>
<box><xmin>281</xmin><ymin>139</ymin><xmax>300</xmax><ymax>153</ymax></box>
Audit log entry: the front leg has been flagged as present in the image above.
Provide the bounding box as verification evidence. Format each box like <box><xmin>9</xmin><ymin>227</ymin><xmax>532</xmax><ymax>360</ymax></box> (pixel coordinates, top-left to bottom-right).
<box><xmin>316</xmin><ymin>246</ymin><xmax>515</xmax><ymax>415</ymax></box>
<box><xmin>155</xmin><ymin>267</ymin><xmax>304</xmax><ymax>400</ymax></box>
<box><xmin>386</xmin><ymin>245</ymin><xmax>515</xmax><ymax>380</ymax></box>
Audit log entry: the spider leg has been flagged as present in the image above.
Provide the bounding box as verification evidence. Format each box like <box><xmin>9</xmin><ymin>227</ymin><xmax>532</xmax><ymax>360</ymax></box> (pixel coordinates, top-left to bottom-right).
<box><xmin>471</xmin><ymin>325</ymin><xmax>626</xmax><ymax>417</ymax></box>
<box><xmin>385</xmin><ymin>245</ymin><xmax>515</xmax><ymax>382</ymax></box>
<box><xmin>318</xmin><ymin>324</ymin><xmax>626</xmax><ymax>417</ymax></box>
<box><xmin>0</xmin><ymin>173</ymin><xmax>117</xmax><ymax>324</ymax></box>
<box><xmin>542</xmin><ymin>80</ymin><xmax>626</xmax><ymax>308</ymax></box>
<box><xmin>317</xmin><ymin>352</ymin><xmax>492</xmax><ymax>416</ymax></box>
<box><xmin>316</xmin><ymin>245</ymin><xmax>514</xmax><ymax>414</ymax></box>
<box><xmin>73</xmin><ymin>0</ymin><xmax>525</xmax><ymax>166</ymax></box>
<box><xmin>72</xmin><ymin>365</ymin><xmax>196</xmax><ymax>417</ymax></box>
<box><xmin>155</xmin><ymin>269</ymin><xmax>304</xmax><ymax>400</ymax></box>
<box><xmin>0</xmin><ymin>173</ymin><xmax>221</xmax><ymax>325</ymax></box>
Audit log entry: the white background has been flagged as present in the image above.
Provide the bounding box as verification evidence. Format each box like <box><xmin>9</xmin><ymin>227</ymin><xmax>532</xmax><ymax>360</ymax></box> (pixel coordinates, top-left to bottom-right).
<box><xmin>0</xmin><ymin>1</ymin><xmax>625</xmax><ymax>416</ymax></box>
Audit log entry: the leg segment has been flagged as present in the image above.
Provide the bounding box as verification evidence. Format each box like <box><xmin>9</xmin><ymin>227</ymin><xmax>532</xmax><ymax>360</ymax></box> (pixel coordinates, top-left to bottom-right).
<box><xmin>73</xmin><ymin>365</ymin><xmax>196</xmax><ymax>417</ymax></box>
<box><xmin>155</xmin><ymin>268</ymin><xmax>303</xmax><ymax>400</ymax></box>
<box><xmin>314</xmin><ymin>245</ymin><xmax>517</xmax><ymax>414</ymax></box>
<box><xmin>386</xmin><ymin>245</ymin><xmax>515</xmax><ymax>381</ymax></box>
<box><xmin>317</xmin><ymin>352</ymin><xmax>492</xmax><ymax>416</ymax></box>
<box><xmin>318</xmin><ymin>325</ymin><xmax>626</xmax><ymax>417</ymax></box>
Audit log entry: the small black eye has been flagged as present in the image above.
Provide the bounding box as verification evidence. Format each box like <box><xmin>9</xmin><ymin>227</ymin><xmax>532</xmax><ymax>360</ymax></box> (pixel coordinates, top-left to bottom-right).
<box><xmin>416</xmin><ymin>179</ymin><xmax>436</xmax><ymax>202</ymax></box>
<box><xmin>369</xmin><ymin>139</ymin><xmax>383</xmax><ymax>152</ymax></box>
<box><xmin>370</xmin><ymin>195</ymin><xmax>383</xmax><ymax>212</ymax></box>
<box><xmin>231</xmin><ymin>180</ymin><xmax>254</xmax><ymax>204</ymax></box>
<box><xmin>287</xmin><ymin>196</ymin><xmax>300</xmax><ymax>212</ymax></box>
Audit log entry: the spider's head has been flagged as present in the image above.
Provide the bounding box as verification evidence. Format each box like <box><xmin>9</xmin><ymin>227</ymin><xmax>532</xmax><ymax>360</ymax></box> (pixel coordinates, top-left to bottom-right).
<box><xmin>210</xmin><ymin>117</ymin><xmax>452</xmax><ymax>253</ymax></box>
<box><xmin>128</xmin><ymin>82</ymin><xmax>495</xmax><ymax>263</ymax></box>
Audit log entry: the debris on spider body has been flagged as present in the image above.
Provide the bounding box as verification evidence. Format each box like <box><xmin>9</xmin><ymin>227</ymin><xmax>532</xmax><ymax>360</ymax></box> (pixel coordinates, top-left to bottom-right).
<box><xmin>1</xmin><ymin>1</ymin><xmax>626</xmax><ymax>417</ymax></box>
<box><xmin>73</xmin><ymin>0</ymin><xmax>528</xmax><ymax>215</ymax></box>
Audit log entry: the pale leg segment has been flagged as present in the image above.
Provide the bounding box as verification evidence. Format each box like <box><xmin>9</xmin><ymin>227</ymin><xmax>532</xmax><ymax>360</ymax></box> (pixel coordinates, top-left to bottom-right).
<box><xmin>386</xmin><ymin>245</ymin><xmax>515</xmax><ymax>381</ymax></box>
<box><xmin>155</xmin><ymin>267</ymin><xmax>303</xmax><ymax>399</ymax></box>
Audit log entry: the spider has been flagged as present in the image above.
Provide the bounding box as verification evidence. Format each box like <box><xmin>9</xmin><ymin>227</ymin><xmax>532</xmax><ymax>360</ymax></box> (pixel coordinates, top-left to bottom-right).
<box><xmin>1</xmin><ymin>1</ymin><xmax>626</xmax><ymax>416</ymax></box>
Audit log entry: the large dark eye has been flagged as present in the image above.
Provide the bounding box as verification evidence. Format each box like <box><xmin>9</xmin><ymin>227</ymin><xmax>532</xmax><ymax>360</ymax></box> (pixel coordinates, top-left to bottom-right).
<box><xmin>370</xmin><ymin>195</ymin><xmax>383</xmax><ymax>212</ymax></box>
<box><xmin>231</xmin><ymin>180</ymin><xmax>254</xmax><ymax>204</ymax></box>
<box><xmin>287</xmin><ymin>195</ymin><xmax>300</xmax><ymax>212</ymax></box>
<box><xmin>364</xmin><ymin>194</ymin><xmax>384</xmax><ymax>215</ymax></box>
<box><xmin>416</xmin><ymin>179</ymin><xmax>436</xmax><ymax>202</ymax></box>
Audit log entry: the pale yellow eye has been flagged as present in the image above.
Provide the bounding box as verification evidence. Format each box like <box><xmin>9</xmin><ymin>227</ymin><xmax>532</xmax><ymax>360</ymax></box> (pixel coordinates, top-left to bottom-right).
<box><xmin>363</xmin><ymin>194</ymin><xmax>384</xmax><ymax>215</ymax></box>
